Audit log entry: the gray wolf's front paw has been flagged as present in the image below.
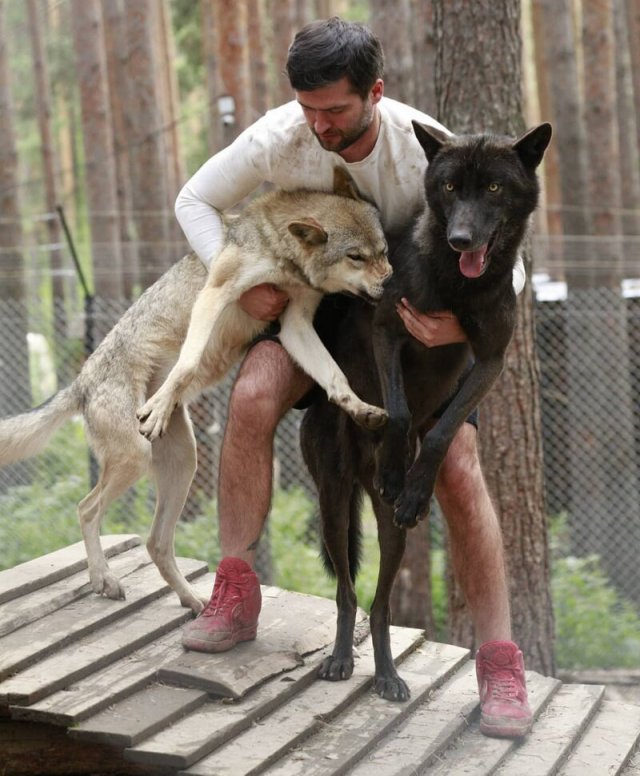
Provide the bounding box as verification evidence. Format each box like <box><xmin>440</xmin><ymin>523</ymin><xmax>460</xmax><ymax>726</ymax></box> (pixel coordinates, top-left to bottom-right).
<box><xmin>355</xmin><ymin>403</ymin><xmax>388</xmax><ymax>431</ymax></box>
<box><xmin>136</xmin><ymin>393</ymin><xmax>175</xmax><ymax>441</ymax></box>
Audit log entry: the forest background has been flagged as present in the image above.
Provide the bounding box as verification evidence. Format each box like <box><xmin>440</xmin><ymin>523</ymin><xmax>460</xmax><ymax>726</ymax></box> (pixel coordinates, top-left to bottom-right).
<box><xmin>1</xmin><ymin>0</ymin><xmax>640</xmax><ymax>679</ymax></box>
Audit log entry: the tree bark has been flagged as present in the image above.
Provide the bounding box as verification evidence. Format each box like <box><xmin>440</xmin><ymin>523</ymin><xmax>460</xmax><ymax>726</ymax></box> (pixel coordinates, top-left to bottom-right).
<box><xmin>370</xmin><ymin>0</ymin><xmax>415</xmax><ymax>104</ymax></box>
<box><xmin>124</xmin><ymin>0</ymin><xmax>171</xmax><ymax>287</ymax></box>
<box><xmin>0</xmin><ymin>0</ymin><xmax>31</xmax><ymax>496</ymax></box>
<box><xmin>201</xmin><ymin>0</ymin><xmax>223</xmax><ymax>153</ymax></box>
<box><xmin>535</xmin><ymin>0</ymin><xmax>591</xmax><ymax>288</ymax></box>
<box><xmin>216</xmin><ymin>0</ymin><xmax>253</xmax><ymax>141</ymax></box>
<box><xmin>102</xmin><ymin>0</ymin><xmax>137</xmax><ymax>296</ymax></box>
<box><xmin>70</xmin><ymin>0</ymin><xmax>123</xmax><ymax>341</ymax></box>
<box><xmin>432</xmin><ymin>0</ymin><xmax>555</xmax><ymax>675</ymax></box>
<box><xmin>26</xmin><ymin>0</ymin><xmax>68</xmax><ymax>358</ymax></box>
<box><xmin>268</xmin><ymin>0</ymin><xmax>294</xmax><ymax>105</ymax></box>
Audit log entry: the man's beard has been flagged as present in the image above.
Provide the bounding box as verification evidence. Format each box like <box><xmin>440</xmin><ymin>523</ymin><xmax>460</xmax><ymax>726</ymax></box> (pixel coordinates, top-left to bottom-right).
<box><xmin>312</xmin><ymin>103</ymin><xmax>374</xmax><ymax>153</ymax></box>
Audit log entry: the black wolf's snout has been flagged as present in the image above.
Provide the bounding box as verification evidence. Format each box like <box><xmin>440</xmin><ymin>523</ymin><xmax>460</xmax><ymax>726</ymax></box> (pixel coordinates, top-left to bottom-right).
<box><xmin>448</xmin><ymin>229</ymin><xmax>474</xmax><ymax>252</ymax></box>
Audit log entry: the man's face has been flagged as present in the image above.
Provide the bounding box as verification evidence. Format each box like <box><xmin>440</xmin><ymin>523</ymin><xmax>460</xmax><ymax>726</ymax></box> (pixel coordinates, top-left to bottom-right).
<box><xmin>296</xmin><ymin>76</ymin><xmax>382</xmax><ymax>154</ymax></box>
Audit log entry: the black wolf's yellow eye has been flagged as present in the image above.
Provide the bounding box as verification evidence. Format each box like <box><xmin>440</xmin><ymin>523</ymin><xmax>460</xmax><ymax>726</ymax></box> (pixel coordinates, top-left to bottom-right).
<box><xmin>444</xmin><ymin>182</ymin><xmax>455</xmax><ymax>192</ymax></box>
<box><xmin>488</xmin><ymin>182</ymin><xmax>500</xmax><ymax>192</ymax></box>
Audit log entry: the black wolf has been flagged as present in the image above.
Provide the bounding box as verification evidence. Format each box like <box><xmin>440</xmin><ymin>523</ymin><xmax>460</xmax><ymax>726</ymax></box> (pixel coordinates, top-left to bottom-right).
<box><xmin>300</xmin><ymin>121</ymin><xmax>552</xmax><ymax>701</ymax></box>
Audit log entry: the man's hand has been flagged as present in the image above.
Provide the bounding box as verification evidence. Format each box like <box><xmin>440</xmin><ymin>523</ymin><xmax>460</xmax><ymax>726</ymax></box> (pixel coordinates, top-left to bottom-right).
<box><xmin>238</xmin><ymin>283</ymin><xmax>289</xmax><ymax>321</ymax></box>
<box><xmin>396</xmin><ymin>298</ymin><xmax>466</xmax><ymax>347</ymax></box>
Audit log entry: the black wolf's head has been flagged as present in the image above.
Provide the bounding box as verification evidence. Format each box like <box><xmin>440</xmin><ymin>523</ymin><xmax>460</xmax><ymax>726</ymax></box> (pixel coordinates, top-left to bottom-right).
<box><xmin>412</xmin><ymin>121</ymin><xmax>552</xmax><ymax>280</ymax></box>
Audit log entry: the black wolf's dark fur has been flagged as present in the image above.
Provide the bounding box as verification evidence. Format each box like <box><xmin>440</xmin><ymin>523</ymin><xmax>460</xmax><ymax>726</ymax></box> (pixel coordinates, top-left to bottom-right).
<box><xmin>300</xmin><ymin>121</ymin><xmax>552</xmax><ymax>701</ymax></box>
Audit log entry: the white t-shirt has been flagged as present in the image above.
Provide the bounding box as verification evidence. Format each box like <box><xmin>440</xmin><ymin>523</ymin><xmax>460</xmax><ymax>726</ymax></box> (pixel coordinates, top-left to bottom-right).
<box><xmin>175</xmin><ymin>97</ymin><xmax>526</xmax><ymax>293</ymax></box>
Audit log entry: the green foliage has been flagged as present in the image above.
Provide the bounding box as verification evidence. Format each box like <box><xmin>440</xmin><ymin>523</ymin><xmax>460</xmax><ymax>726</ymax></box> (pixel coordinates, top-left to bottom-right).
<box><xmin>550</xmin><ymin>515</ymin><xmax>640</xmax><ymax>669</ymax></box>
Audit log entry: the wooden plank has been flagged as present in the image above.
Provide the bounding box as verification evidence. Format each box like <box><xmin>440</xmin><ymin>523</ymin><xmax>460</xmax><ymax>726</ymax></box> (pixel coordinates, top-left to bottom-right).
<box><xmin>126</xmin><ymin>646</ymin><xmax>338</xmax><ymax>771</ymax></box>
<box><xmin>262</xmin><ymin>641</ymin><xmax>471</xmax><ymax>776</ymax></box>
<box><xmin>0</xmin><ymin>544</ymin><xmax>155</xmax><ymax>638</ymax></box>
<box><xmin>0</xmin><ymin>553</ymin><xmax>207</xmax><ymax>682</ymax></box>
<box><xmin>126</xmin><ymin>627</ymin><xmax>422</xmax><ymax>772</ymax></box>
<box><xmin>558</xmin><ymin>699</ymin><xmax>640</xmax><ymax>776</ymax></box>
<box><xmin>347</xmin><ymin>660</ymin><xmax>481</xmax><ymax>776</ymax></box>
<box><xmin>158</xmin><ymin>587</ymin><xmax>363</xmax><ymax>699</ymax></box>
<box><xmin>418</xmin><ymin>671</ymin><xmax>561</xmax><ymax>776</ymax></box>
<box><xmin>70</xmin><ymin>684</ymin><xmax>208</xmax><ymax>747</ymax></box>
<box><xmin>0</xmin><ymin>535</ymin><xmax>141</xmax><ymax>604</ymax></box>
<box><xmin>10</xmin><ymin>575</ymin><xmax>216</xmax><ymax>726</ymax></box>
<box><xmin>622</xmin><ymin>750</ymin><xmax>640</xmax><ymax>775</ymax></box>
<box><xmin>0</xmin><ymin>558</ymin><xmax>206</xmax><ymax>706</ymax></box>
<box><xmin>493</xmin><ymin>684</ymin><xmax>605</xmax><ymax>776</ymax></box>
<box><xmin>179</xmin><ymin>626</ymin><xmax>424</xmax><ymax>776</ymax></box>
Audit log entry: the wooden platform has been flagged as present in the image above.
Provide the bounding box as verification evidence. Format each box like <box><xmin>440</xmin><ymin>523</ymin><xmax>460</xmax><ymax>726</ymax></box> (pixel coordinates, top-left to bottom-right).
<box><xmin>1</xmin><ymin>536</ymin><xmax>640</xmax><ymax>775</ymax></box>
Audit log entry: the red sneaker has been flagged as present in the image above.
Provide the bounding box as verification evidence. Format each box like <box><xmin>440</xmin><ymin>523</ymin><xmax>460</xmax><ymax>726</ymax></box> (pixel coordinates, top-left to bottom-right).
<box><xmin>182</xmin><ymin>557</ymin><xmax>261</xmax><ymax>653</ymax></box>
<box><xmin>476</xmin><ymin>640</ymin><xmax>533</xmax><ymax>738</ymax></box>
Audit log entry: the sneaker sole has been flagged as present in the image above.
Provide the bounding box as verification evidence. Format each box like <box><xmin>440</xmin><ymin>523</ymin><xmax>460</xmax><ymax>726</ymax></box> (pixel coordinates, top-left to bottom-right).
<box><xmin>480</xmin><ymin>715</ymin><xmax>532</xmax><ymax>738</ymax></box>
<box><xmin>182</xmin><ymin>625</ymin><xmax>258</xmax><ymax>654</ymax></box>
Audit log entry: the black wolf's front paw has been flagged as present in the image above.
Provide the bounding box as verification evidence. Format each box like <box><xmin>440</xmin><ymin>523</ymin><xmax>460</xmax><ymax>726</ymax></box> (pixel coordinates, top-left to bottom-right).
<box><xmin>318</xmin><ymin>653</ymin><xmax>354</xmax><ymax>682</ymax></box>
<box><xmin>374</xmin><ymin>671</ymin><xmax>411</xmax><ymax>702</ymax></box>
<box><xmin>374</xmin><ymin>459</ymin><xmax>406</xmax><ymax>505</ymax></box>
<box><xmin>393</xmin><ymin>476</ymin><xmax>434</xmax><ymax>528</ymax></box>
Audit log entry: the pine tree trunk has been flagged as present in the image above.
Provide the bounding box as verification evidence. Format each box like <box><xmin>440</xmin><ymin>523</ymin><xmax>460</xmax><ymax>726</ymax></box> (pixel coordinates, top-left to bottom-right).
<box><xmin>70</xmin><ymin>0</ymin><xmax>123</xmax><ymax>341</ymax></box>
<box><xmin>432</xmin><ymin>0</ymin><xmax>554</xmax><ymax>675</ymax></box>
<box><xmin>26</xmin><ymin>0</ymin><xmax>68</xmax><ymax>363</ymax></box>
<box><xmin>124</xmin><ymin>0</ymin><xmax>171</xmax><ymax>287</ymax></box>
<box><xmin>103</xmin><ymin>0</ymin><xmax>138</xmax><ymax>296</ymax></box>
<box><xmin>0</xmin><ymin>0</ymin><xmax>32</xmax><ymax>493</ymax></box>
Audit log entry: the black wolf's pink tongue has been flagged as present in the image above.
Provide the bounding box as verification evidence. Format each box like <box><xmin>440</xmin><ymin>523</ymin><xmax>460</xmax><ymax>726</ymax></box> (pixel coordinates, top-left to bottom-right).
<box><xmin>459</xmin><ymin>245</ymin><xmax>488</xmax><ymax>278</ymax></box>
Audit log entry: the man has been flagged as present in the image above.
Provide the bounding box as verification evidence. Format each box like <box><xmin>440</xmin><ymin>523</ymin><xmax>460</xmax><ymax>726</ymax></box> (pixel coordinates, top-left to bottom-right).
<box><xmin>175</xmin><ymin>18</ymin><xmax>532</xmax><ymax>738</ymax></box>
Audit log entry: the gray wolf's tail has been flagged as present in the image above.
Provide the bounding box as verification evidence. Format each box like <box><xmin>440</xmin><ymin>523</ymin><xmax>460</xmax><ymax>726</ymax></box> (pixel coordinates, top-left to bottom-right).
<box><xmin>0</xmin><ymin>387</ymin><xmax>80</xmax><ymax>466</ymax></box>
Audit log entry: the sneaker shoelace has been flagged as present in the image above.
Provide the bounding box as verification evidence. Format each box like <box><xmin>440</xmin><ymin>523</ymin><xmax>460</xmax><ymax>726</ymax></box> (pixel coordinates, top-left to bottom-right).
<box><xmin>487</xmin><ymin>671</ymin><xmax>520</xmax><ymax>703</ymax></box>
<box><xmin>201</xmin><ymin>574</ymin><xmax>243</xmax><ymax>617</ymax></box>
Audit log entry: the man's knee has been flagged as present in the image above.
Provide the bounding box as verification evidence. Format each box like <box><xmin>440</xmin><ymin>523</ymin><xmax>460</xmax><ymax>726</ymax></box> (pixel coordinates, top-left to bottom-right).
<box><xmin>437</xmin><ymin>423</ymin><xmax>484</xmax><ymax>498</ymax></box>
<box><xmin>226</xmin><ymin>342</ymin><xmax>309</xmax><ymax>435</ymax></box>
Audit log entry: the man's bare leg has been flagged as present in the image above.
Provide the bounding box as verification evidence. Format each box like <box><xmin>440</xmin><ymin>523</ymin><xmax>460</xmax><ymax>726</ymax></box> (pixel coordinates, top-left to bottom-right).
<box><xmin>182</xmin><ymin>339</ymin><xmax>312</xmax><ymax>654</ymax></box>
<box><xmin>218</xmin><ymin>340</ymin><xmax>314</xmax><ymax>566</ymax></box>
<box><xmin>435</xmin><ymin>422</ymin><xmax>532</xmax><ymax>738</ymax></box>
<box><xmin>435</xmin><ymin>422</ymin><xmax>511</xmax><ymax>644</ymax></box>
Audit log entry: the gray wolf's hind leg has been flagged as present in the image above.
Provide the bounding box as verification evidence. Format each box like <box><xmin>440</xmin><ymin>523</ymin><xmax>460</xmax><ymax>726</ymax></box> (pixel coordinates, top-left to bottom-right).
<box><xmin>78</xmin><ymin>437</ymin><xmax>151</xmax><ymax>601</ymax></box>
<box><xmin>148</xmin><ymin>404</ymin><xmax>205</xmax><ymax>613</ymax></box>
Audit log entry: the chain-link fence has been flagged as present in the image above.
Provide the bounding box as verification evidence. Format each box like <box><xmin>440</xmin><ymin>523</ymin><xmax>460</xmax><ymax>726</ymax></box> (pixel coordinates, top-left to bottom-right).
<box><xmin>1</xmin><ymin>281</ymin><xmax>640</xmax><ymax>615</ymax></box>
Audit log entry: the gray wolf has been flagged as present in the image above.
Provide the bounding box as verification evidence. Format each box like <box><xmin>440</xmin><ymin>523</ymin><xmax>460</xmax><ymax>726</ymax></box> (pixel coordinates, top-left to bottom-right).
<box><xmin>0</xmin><ymin>169</ymin><xmax>391</xmax><ymax>614</ymax></box>
<box><xmin>300</xmin><ymin>122</ymin><xmax>552</xmax><ymax>700</ymax></box>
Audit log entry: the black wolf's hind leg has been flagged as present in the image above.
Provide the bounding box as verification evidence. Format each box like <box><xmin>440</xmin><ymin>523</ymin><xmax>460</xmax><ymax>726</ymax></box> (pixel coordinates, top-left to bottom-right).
<box><xmin>366</xmin><ymin>484</ymin><xmax>410</xmax><ymax>701</ymax></box>
<box><xmin>301</xmin><ymin>407</ymin><xmax>359</xmax><ymax>682</ymax></box>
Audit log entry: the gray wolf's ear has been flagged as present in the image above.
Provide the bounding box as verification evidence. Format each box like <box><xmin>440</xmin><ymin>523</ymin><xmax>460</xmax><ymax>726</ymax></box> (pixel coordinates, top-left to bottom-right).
<box><xmin>288</xmin><ymin>218</ymin><xmax>329</xmax><ymax>246</ymax></box>
<box><xmin>412</xmin><ymin>120</ymin><xmax>450</xmax><ymax>163</ymax></box>
<box><xmin>513</xmin><ymin>123</ymin><xmax>552</xmax><ymax>169</ymax></box>
<box><xmin>333</xmin><ymin>167</ymin><xmax>362</xmax><ymax>200</ymax></box>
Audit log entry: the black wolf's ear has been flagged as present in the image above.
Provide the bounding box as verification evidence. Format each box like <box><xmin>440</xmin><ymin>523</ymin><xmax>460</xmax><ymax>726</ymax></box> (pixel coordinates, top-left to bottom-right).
<box><xmin>412</xmin><ymin>120</ymin><xmax>451</xmax><ymax>162</ymax></box>
<box><xmin>333</xmin><ymin>167</ymin><xmax>362</xmax><ymax>201</ymax></box>
<box><xmin>288</xmin><ymin>218</ymin><xmax>329</xmax><ymax>246</ymax></box>
<box><xmin>513</xmin><ymin>123</ymin><xmax>552</xmax><ymax>169</ymax></box>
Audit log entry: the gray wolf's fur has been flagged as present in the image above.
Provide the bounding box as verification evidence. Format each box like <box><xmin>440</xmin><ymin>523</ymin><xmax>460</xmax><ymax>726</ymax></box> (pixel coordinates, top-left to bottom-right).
<box><xmin>0</xmin><ymin>169</ymin><xmax>391</xmax><ymax>613</ymax></box>
<box><xmin>300</xmin><ymin>123</ymin><xmax>552</xmax><ymax>700</ymax></box>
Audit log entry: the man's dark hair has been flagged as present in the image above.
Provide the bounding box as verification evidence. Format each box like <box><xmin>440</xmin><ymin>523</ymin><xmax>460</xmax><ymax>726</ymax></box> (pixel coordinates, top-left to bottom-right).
<box><xmin>286</xmin><ymin>17</ymin><xmax>385</xmax><ymax>99</ymax></box>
